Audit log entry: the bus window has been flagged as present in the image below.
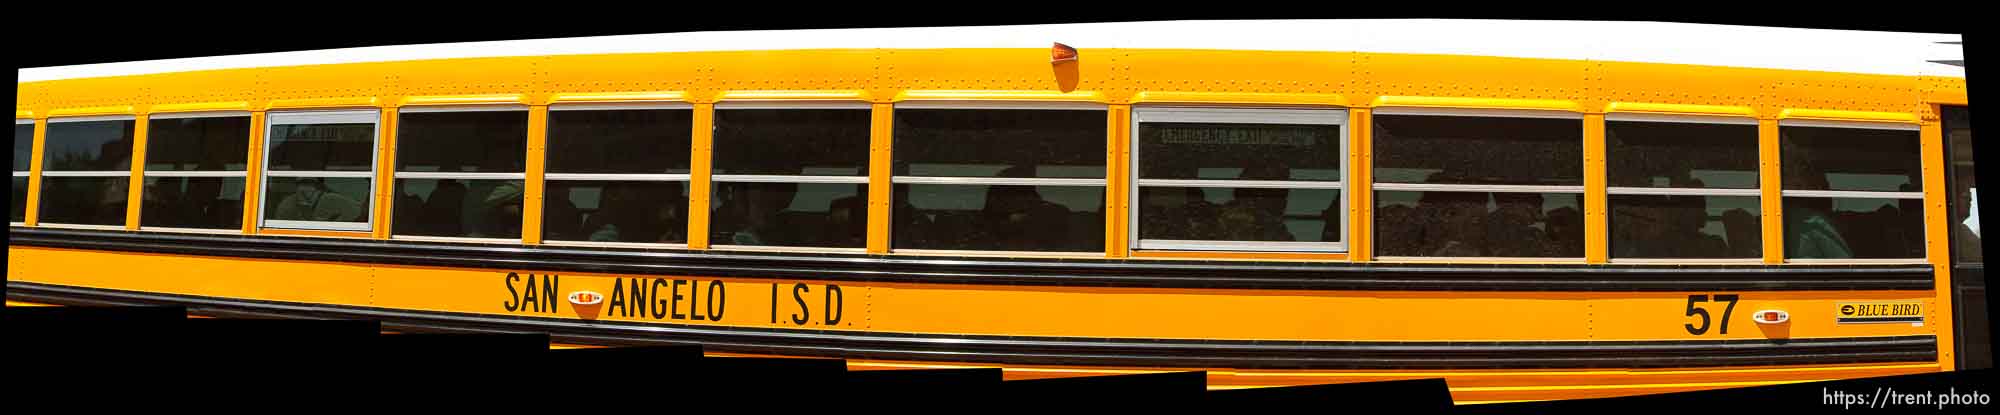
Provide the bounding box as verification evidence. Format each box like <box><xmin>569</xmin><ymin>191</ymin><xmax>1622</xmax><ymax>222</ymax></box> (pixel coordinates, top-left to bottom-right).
<box><xmin>891</xmin><ymin>107</ymin><xmax>1106</xmax><ymax>253</ymax></box>
<box><xmin>1779</xmin><ymin>122</ymin><xmax>1924</xmax><ymax>260</ymax></box>
<box><xmin>38</xmin><ymin>117</ymin><xmax>136</xmax><ymax>227</ymax></box>
<box><xmin>391</xmin><ymin>109</ymin><xmax>528</xmax><ymax>239</ymax></box>
<box><xmin>710</xmin><ymin>106</ymin><xmax>871</xmax><ymax>249</ymax></box>
<box><xmin>12</xmin><ymin>120</ymin><xmax>31</xmax><ymax>223</ymax></box>
<box><xmin>1945</xmin><ymin>106</ymin><xmax>1979</xmax><ymax>264</ymax></box>
<box><xmin>261</xmin><ymin>110</ymin><xmax>379</xmax><ymax>232</ymax></box>
<box><xmin>141</xmin><ymin>114</ymin><xmax>250</xmax><ymax>231</ymax></box>
<box><xmin>1131</xmin><ymin>108</ymin><xmax>1346</xmax><ymax>252</ymax></box>
<box><xmin>544</xmin><ymin>106</ymin><xmax>693</xmax><ymax>244</ymax></box>
<box><xmin>1372</xmin><ymin>111</ymin><xmax>1584</xmax><ymax>258</ymax></box>
<box><xmin>1606</xmin><ymin>117</ymin><xmax>1761</xmax><ymax>259</ymax></box>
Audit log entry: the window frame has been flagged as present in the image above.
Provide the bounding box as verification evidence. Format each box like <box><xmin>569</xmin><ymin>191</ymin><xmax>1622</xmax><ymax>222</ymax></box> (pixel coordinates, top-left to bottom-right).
<box><xmin>887</xmin><ymin>102</ymin><xmax>1110</xmax><ymax>256</ymax></box>
<box><xmin>1603</xmin><ymin>113</ymin><xmax>1764</xmax><ymax>263</ymax></box>
<box><xmin>13</xmin><ymin>118</ymin><xmax>33</xmax><ymax>226</ymax></box>
<box><xmin>1369</xmin><ymin>107</ymin><xmax>1588</xmax><ymax>261</ymax></box>
<box><xmin>540</xmin><ymin>101</ymin><xmax>695</xmax><ymax>249</ymax></box>
<box><xmin>1777</xmin><ymin>119</ymin><xmax>1926</xmax><ymax>262</ymax></box>
<box><xmin>388</xmin><ymin>104</ymin><xmax>531</xmax><ymax>243</ymax></box>
<box><xmin>37</xmin><ymin>115</ymin><xmax>138</xmax><ymax>230</ymax></box>
<box><xmin>257</xmin><ymin>109</ymin><xmax>381</xmax><ymax>232</ymax></box>
<box><xmin>139</xmin><ymin>111</ymin><xmax>253</xmax><ymax>234</ymax></box>
<box><xmin>1128</xmin><ymin>106</ymin><xmax>1351</xmax><ymax>253</ymax></box>
<box><xmin>710</xmin><ymin>101</ymin><xmax>873</xmax><ymax>253</ymax></box>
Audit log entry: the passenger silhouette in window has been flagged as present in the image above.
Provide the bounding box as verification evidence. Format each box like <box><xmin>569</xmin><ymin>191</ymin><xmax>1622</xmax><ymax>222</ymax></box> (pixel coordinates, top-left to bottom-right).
<box><xmin>1414</xmin><ymin>170</ymin><xmax>1488</xmax><ymax>256</ymax></box>
<box><xmin>825</xmin><ymin>194</ymin><xmax>865</xmax><ymax>247</ymax></box>
<box><xmin>1485</xmin><ymin>192</ymin><xmax>1547</xmax><ymax>257</ymax></box>
<box><xmin>543</xmin><ymin>185</ymin><xmax>583</xmax><ymax>241</ymax></box>
<box><xmin>712</xmin><ymin>182</ymin><xmax>798</xmax><ymax>246</ymax></box>
<box><xmin>1374</xmin><ymin>202</ymin><xmax>1421</xmax><ymax>256</ymax></box>
<box><xmin>1785</xmin><ymin>166</ymin><xmax>1855</xmax><ymax>259</ymax></box>
<box><xmin>1546</xmin><ymin>206</ymin><xmax>1584</xmax><ymax>257</ymax></box>
<box><xmin>981</xmin><ymin>165</ymin><xmax>1071</xmax><ymax>251</ymax></box>
<box><xmin>475</xmin><ymin>160</ymin><xmax>525</xmax><ymax>238</ymax></box>
<box><xmin>1217</xmin><ymin>163</ymin><xmax>1293</xmax><ymax>241</ymax></box>
<box><xmin>273</xmin><ymin>178</ymin><xmax>362</xmax><ymax>222</ymax></box>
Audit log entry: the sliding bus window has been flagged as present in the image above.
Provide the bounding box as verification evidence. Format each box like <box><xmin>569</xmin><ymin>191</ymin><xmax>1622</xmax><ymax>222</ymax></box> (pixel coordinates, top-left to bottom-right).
<box><xmin>142</xmin><ymin>113</ymin><xmax>250</xmax><ymax>231</ymax></box>
<box><xmin>1606</xmin><ymin>115</ymin><xmax>1761</xmax><ymax>260</ymax></box>
<box><xmin>710</xmin><ymin>104</ymin><xmax>871</xmax><ymax>249</ymax></box>
<box><xmin>1372</xmin><ymin>110</ymin><xmax>1584</xmax><ymax>258</ymax></box>
<box><xmin>544</xmin><ymin>104</ymin><xmax>693</xmax><ymax>245</ymax></box>
<box><xmin>12</xmin><ymin>119</ymin><xmax>31</xmax><ymax>223</ymax></box>
<box><xmin>261</xmin><ymin>110</ymin><xmax>379</xmax><ymax>232</ymax></box>
<box><xmin>1131</xmin><ymin>107</ymin><xmax>1347</xmax><ymax>252</ymax></box>
<box><xmin>38</xmin><ymin>116</ymin><xmax>135</xmax><ymax>228</ymax></box>
<box><xmin>891</xmin><ymin>106</ymin><xmax>1106</xmax><ymax>253</ymax></box>
<box><xmin>1780</xmin><ymin>121</ymin><xmax>1925</xmax><ymax>260</ymax></box>
<box><xmin>391</xmin><ymin>107</ymin><xmax>528</xmax><ymax>240</ymax></box>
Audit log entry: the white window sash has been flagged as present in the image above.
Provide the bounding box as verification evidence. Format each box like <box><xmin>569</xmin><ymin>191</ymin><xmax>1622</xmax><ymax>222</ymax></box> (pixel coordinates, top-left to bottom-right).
<box><xmin>891</xmin><ymin>176</ymin><xmax>1102</xmax><ymax>186</ymax></box>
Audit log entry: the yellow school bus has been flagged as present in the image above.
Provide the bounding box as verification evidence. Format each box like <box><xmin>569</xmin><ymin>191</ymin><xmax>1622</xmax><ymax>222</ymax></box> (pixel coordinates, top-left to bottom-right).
<box><xmin>7</xmin><ymin>20</ymin><xmax>1983</xmax><ymax>403</ymax></box>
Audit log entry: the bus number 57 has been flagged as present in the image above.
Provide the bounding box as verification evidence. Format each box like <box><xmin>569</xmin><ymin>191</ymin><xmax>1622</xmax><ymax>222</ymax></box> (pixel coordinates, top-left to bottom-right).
<box><xmin>1684</xmin><ymin>294</ymin><xmax>1739</xmax><ymax>336</ymax></box>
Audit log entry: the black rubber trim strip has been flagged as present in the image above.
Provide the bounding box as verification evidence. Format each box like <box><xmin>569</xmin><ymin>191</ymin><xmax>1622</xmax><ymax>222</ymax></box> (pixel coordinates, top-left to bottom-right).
<box><xmin>9</xmin><ymin>227</ymin><xmax>1935</xmax><ymax>291</ymax></box>
<box><xmin>8</xmin><ymin>281</ymin><xmax>1940</xmax><ymax>369</ymax></box>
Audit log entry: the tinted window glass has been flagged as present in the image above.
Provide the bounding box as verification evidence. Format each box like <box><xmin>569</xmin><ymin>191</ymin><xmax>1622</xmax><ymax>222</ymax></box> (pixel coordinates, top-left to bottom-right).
<box><xmin>147</xmin><ymin>116</ymin><xmax>250</xmax><ymax>171</ymax></box>
<box><xmin>894</xmin><ymin>184</ymin><xmax>1104</xmax><ymax>251</ymax></box>
<box><xmin>1607</xmin><ymin>121</ymin><xmax>1758</xmax><ymax>188</ymax></box>
<box><xmin>544</xmin><ymin>180</ymin><xmax>689</xmax><ymax>243</ymax></box>
<box><xmin>12</xmin><ymin>177</ymin><xmax>27</xmax><ymax>222</ymax></box>
<box><xmin>710</xmin><ymin>182</ymin><xmax>865</xmax><ymax>247</ymax></box>
<box><xmin>1139</xmin><ymin>187</ymin><xmax>1340</xmax><ymax>242</ymax></box>
<box><xmin>1373</xmin><ymin>115</ymin><xmax>1582</xmax><ymax>185</ymax></box>
<box><xmin>548</xmin><ymin>109</ymin><xmax>692</xmax><ymax>174</ymax></box>
<box><xmin>1375</xmin><ymin>190</ymin><xmax>1584</xmax><ymax>257</ymax></box>
<box><xmin>397</xmin><ymin>111</ymin><xmax>527</xmax><ymax>173</ymax></box>
<box><xmin>264</xmin><ymin>177</ymin><xmax>369</xmax><ymax>224</ymax></box>
<box><xmin>14</xmin><ymin>123</ymin><xmax>32</xmax><ymax>172</ymax></box>
<box><xmin>712</xmin><ymin>109</ymin><xmax>870</xmax><ymax>176</ymax></box>
<box><xmin>1783</xmin><ymin>196</ymin><xmax>1924</xmax><ymax>259</ymax></box>
<box><xmin>42</xmin><ymin>120</ymin><xmax>134</xmax><ymax>171</ymax></box>
<box><xmin>38</xmin><ymin>177</ymin><xmax>129</xmax><ymax>225</ymax></box>
<box><xmin>141</xmin><ymin>177</ymin><xmax>245</xmax><ymax>229</ymax></box>
<box><xmin>1610</xmin><ymin>195</ymin><xmax>1761</xmax><ymax>258</ymax></box>
<box><xmin>1138</xmin><ymin>123</ymin><xmax>1341</xmax><ymax>180</ymax></box>
<box><xmin>1781</xmin><ymin>126</ymin><xmax>1921</xmax><ymax>192</ymax></box>
<box><xmin>894</xmin><ymin>109</ymin><xmax>1105</xmax><ymax>178</ymax></box>
<box><xmin>267</xmin><ymin>124</ymin><xmax>375</xmax><ymax>171</ymax></box>
<box><xmin>391</xmin><ymin>178</ymin><xmax>525</xmax><ymax>238</ymax></box>
<box><xmin>1945</xmin><ymin>106</ymin><xmax>1979</xmax><ymax>264</ymax></box>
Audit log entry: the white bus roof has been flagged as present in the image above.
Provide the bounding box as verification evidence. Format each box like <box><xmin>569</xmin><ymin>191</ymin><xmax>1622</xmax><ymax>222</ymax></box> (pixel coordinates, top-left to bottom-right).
<box><xmin>17</xmin><ymin>19</ymin><xmax>1964</xmax><ymax>83</ymax></box>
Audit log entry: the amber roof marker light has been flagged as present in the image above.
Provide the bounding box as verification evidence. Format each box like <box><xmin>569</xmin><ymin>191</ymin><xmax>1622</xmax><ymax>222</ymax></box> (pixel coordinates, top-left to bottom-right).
<box><xmin>1052</xmin><ymin>42</ymin><xmax>1078</xmax><ymax>64</ymax></box>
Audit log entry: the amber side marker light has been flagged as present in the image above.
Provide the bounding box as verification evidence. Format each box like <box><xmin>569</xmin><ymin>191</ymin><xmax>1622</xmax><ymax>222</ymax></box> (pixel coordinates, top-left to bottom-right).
<box><xmin>1052</xmin><ymin>42</ymin><xmax>1078</xmax><ymax>63</ymax></box>
<box><xmin>1752</xmin><ymin>309</ymin><xmax>1790</xmax><ymax>324</ymax></box>
<box><xmin>569</xmin><ymin>291</ymin><xmax>603</xmax><ymax>306</ymax></box>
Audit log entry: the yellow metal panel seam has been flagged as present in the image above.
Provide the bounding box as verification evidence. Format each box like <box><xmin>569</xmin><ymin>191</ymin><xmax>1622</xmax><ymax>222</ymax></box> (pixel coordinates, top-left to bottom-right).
<box><xmin>687</xmin><ymin>103</ymin><xmax>714</xmax><ymax>249</ymax></box>
<box><xmin>1583</xmin><ymin>114</ymin><xmax>1608</xmax><ymax>263</ymax></box>
<box><xmin>1350</xmin><ymin>108</ymin><xmax>1373</xmax><ymax>262</ymax></box>
<box><xmin>240</xmin><ymin>112</ymin><xmax>266</xmax><ymax>234</ymax></box>
<box><xmin>124</xmin><ymin>114</ymin><xmax>150</xmax><ymax>230</ymax></box>
<box><xmin>866</xmin><ymin>103</ymin><xmax>893</xmax><ymax>254</ymax></box>
<box><xmin>372</xmin><ymin>108</ymin><xmax>398</xmax><ymax>239</ymax></box>
<box><xmin>1105</xmin><ymin>105</ymin><xmax>1130</xmax><ymax>257</ymax></box>
<box><xmin>522</xmin><ymin>106</ymin><xmax>549</xmax><ymax>245</ymax></box>
<box><xmin>1759</xmin><ymin>120</ymin><xmax>1784</xmax><ymax>264</ymax></box>
<box><xmin>24</xmin><ymin>119</ymin><xmax>46</xmax><ymax>225</ymax></box>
